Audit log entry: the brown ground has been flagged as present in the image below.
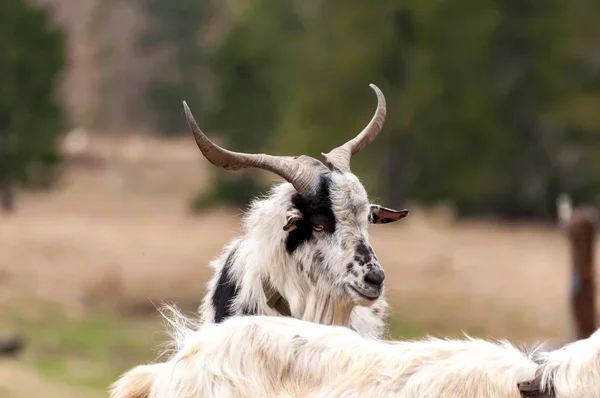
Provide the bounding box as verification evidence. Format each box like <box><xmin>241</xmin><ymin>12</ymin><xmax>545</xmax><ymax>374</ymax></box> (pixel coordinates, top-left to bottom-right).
<box><xmin>0</xmin><ymin>132</ymin><xmax>595</xmax><ymax>394</ymax></box>
<box><xmin>0</xmin><ymin>359</ymin><xmax>102</xmax><ymax>398</ymax></box>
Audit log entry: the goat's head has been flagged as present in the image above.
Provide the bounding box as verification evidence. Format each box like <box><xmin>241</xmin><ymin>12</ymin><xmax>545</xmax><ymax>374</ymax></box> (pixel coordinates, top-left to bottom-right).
<box><xmin>183</xmin><ymin>84</ymin><xmax>408</xmax><ymax>305</ymax></box>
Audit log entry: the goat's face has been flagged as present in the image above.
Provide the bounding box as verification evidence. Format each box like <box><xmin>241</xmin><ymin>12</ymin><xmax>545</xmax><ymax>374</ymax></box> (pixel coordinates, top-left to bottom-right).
<box><xmin>283</xmin><ymin>172</ymin><xmax>408</xmax><ymax>305</ymax></box>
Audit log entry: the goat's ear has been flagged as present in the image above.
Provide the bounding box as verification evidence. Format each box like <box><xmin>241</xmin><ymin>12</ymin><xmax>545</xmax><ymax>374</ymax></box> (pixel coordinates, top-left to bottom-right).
<box><xmin>370</xmin><ymin>205</ymin><xmax>409</xmax><ymax>224</ymax></box>
<box><xmin>283</xmin><ymin>208</ymin><xmax>303</xmax><ymax>232</ymax></box>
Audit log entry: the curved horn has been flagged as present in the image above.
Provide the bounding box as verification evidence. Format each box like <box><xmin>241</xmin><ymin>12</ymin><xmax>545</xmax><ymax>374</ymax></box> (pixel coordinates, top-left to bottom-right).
<box><xmin>321</xmin><ymin>84</ymin><xmax>386</xmax><ymax>172</ymax></box>
<box><xmin>183</xmin><ymin>101</ymin><xmax>327</xmax><ymax>197</ymax></box>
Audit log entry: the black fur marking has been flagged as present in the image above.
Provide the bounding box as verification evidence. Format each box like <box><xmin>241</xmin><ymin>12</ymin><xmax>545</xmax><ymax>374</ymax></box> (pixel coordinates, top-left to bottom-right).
<box><xmin>241</xmin><ymin>304</ymin><xmax>257</xmax><ymax>316</ymax></box>
<box><xmin>307</xmin><ymin>264</ymin><xmax>318</xmax><ymax>284</ymax></box>
<box><xmin>285</xmin><ymin>175</ymin><xmax>336</xmax><ymax>254</ymax></box>
<box><xmin>371</xmin><ymin>212</ymin><xmax>380</xmax><ymax>223</ymax></box>
<box><xmin>313</xmin><ymin>251</ymin><xmax>325</xmax><ymax>267</ymax></box>
<box><xmin>354</xmin><ymin>255</ymin><xmax>369</xmax><ymax>266</ymax></box>
<box><xmin>346</xmin><ymin>262</ymin><xmax>359</xmax><ymax>276</ymax></box>
<box><xmin>355</xmin><ymin>241</ymin><xmax>372</xmax><ymax>258</ymax></box>
<box><xmin>296</xmin><ymin>261</ymin><xmax>304</xmax><ymax>273</ymax></box>
<box><xmin>212</xmin><ymin>247</ymin><xmax>240</xmax><ymax>323</ymax></box>
<box><xmin>300</xmin><ymin>251</ymin><xmax>326</xmax><ymax>284</ymax></box>
<box><xmin>380</xmin><ymin>218</ymin><xmax>396</xmax><ymax>224</ymax></box>
<box><xmin>354</xmin><ymin>240</ymin><xmax>374</xmax><ymax>266</ymax></box>
<box><xmin>369</xmin><ymin>246</ymin><xmax>378</xmax><ymax>262</ymax></box>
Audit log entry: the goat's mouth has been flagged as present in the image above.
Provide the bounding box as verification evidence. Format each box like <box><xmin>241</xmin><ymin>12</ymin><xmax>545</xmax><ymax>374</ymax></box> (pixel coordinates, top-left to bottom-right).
<box><xmin>347</xmin><ymin>284</ymin><xmax>382</xmax><ymax>301</ymax></box>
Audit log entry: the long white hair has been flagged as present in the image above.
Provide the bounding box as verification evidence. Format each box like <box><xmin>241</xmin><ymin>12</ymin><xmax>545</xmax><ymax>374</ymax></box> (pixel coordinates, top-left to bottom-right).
<box><xmin>111</xmin><ymin>307</ymin><xmax>566</xmax><ymax>398</ymax></box>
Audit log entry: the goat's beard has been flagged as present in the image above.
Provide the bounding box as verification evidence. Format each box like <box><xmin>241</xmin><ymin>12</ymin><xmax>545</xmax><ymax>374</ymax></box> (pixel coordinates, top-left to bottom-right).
<box><xmin>301</xmin><ymin>283</ymin><xmax>354</xmax><ymax>327</ymax></box>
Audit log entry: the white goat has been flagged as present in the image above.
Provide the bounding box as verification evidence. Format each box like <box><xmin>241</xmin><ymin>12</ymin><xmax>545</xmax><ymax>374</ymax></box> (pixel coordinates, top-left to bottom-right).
<box><xmin>110</xmin><ymin>309</ymin><xmax>600</xmax><ymax>398</ymax></box>
<box><xmin>183</xmin><ymin>84</ymin><xmax>409</xmax><ymax>339</ymax></box>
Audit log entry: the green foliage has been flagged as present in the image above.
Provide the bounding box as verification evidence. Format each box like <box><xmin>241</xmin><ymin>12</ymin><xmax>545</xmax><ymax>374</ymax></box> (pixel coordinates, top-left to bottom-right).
<box><xmin>188</xmin><ymin>0</ymin><xmax>304</xmax><ymax>206</ymax></box>
<box><xmin>136</xmin><ymin>0</ymin><xmax>210</xmax><ymax>135</ymax></box>
<box><xmin>198</xmin><ymin>0</ymin><xmax>600</xmax><ymax>219</ymax></box>
<box><xmin>0</xmin><ymin>0</ymin><xmax>66</xmax><ymax>191</ymax></box>
<box><xmin>107</xmin><ymin>0</ymin><xmax>600</xmax><ymax>218</ymax></box>
<box><xmin>206</xmin><ymin>2</ymin><xmax>293</xmax><ymax>152</ymax></box>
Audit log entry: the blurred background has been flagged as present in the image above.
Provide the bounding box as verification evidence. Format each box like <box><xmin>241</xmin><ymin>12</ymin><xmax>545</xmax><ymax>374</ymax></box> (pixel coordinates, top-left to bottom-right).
<box><xmin>1</xmin><ymin>0</ymin><xmax>599</xmax><ymax>396</ymax></box>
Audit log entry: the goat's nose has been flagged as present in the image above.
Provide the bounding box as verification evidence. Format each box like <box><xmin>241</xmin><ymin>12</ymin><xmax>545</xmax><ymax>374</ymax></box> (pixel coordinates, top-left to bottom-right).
<box><xmin>364</xmin><ymin>269</ymin><xmax>385</xmax><ymax>287</ymax></box>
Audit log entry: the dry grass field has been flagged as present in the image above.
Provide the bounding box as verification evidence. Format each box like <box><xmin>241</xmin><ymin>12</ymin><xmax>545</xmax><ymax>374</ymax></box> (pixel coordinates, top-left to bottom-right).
<box><xmin>0</xmin><ymin>133</ymin><xmax>595</xmax><ymax>396</ymax></box>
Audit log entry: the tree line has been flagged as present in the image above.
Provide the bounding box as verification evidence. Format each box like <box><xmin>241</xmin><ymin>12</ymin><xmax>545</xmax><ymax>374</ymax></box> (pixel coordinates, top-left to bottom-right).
<box><xmin>4</xmin><ymin>0</ymin><xmax>600</xmax><ymax>219</ymax></box>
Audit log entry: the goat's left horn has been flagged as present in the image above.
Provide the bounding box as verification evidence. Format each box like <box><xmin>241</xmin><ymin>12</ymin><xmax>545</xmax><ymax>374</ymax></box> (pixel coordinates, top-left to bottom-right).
<box><xmin>321</xmin><ymin>84</ymin><xmax>386</xmax><ymax>173</ymax></box>
<box><xmin>183</xmin><ymin>101</ymin><xmax>328</xmax><ymax>198</ymax></box>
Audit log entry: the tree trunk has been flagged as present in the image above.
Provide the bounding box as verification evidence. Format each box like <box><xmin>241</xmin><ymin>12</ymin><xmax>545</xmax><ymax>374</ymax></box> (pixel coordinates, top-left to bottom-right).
<box><xmin>0</xmin><ymin>182</ymin><xmax>15</xmax><ymax>213</ymax></box>
<box><xmin>384</xmin><ymin>133</ymin><xmax>409</xmax><ymax>209</ymax></box>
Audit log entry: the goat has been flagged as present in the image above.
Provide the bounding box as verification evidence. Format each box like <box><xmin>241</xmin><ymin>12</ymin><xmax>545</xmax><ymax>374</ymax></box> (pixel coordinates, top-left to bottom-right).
<box><xmin>556</xmin><ymin>193</ymin><xmax>599</xmax><ymax>343</ymax></box>
<box><xmin>110</xmin><ymin>308</ymin><xmax>600</xmax><ymax>398</ymax></box>
<box><xmin>183</xmin><ymin>84</ymin><xmax>409</xmax><ymax>339</ymax></box>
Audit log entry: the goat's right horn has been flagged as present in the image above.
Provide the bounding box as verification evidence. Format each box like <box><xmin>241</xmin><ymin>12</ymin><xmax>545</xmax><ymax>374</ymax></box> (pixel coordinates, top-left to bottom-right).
<box><xmin>321</xmin><ymin>84</ymin><xmax>386</xmax><ymax>173</ymax></box>
<box><xmin>183</xmin><ymin>101</ymin><xmax>327</xmax><ymax>197</ymax></box>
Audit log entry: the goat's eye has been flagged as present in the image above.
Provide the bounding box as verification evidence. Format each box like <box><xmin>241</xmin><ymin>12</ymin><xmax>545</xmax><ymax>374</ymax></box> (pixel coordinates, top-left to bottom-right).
<box><xmin>312</xmin><ymin>224</ymin><xmax>324</xmax><ymax>232</ymax></box>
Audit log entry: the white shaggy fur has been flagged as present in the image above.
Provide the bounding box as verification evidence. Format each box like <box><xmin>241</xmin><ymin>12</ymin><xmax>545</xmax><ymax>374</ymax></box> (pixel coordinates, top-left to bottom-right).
<box><xmin>111</xmin><ymin>309</ymin><xmax>600</xmax><ymax>398</ymax></box>
<box><xmin>199</xmin><ymin>172</ymin><xmax>398</xmax><ymax>339</ymax></box>
<box><xmin>537</xmin><ymin>328</ymin><xmax>600</xmax><ymax>397</ymax></box>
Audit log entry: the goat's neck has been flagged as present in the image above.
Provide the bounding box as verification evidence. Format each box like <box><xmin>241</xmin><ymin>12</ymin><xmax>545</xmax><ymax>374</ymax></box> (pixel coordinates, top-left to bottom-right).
<box><xmin>241</xmin><ymin>231</ymin><xmax>354</xmax><ymax>326</ymax></box>
<box><xmin>237</xmin><ymin>227</ymin><xmax>309</xmax><ymax>318</ymax></box>
<box><xmin>302</xmin><ymin>286</ymin><xmax>354</xmax><ymax>327</ymax></box>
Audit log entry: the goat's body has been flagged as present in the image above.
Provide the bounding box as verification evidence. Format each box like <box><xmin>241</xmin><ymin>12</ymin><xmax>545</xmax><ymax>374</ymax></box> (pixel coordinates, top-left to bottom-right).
<box><xmin>111</xmin><ymin>313</ymin><xmax>553</xmax><ymax>398</ymax></box>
